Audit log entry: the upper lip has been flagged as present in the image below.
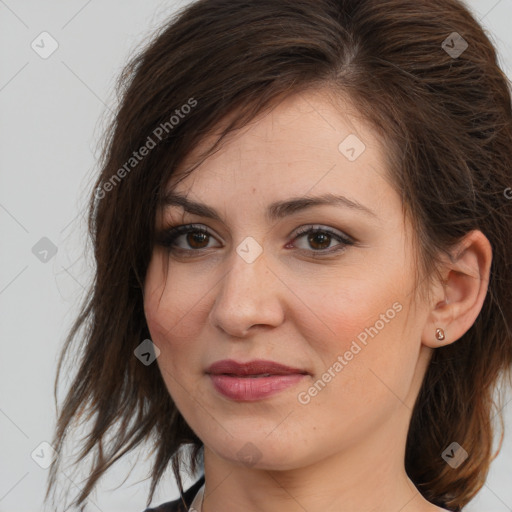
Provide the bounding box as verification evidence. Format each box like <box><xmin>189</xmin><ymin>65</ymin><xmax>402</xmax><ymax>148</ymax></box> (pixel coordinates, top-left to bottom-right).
<box><xmin>206</xmin><ymin>359</ymin><xmax>309</xmax><ymax>376</ymax></box>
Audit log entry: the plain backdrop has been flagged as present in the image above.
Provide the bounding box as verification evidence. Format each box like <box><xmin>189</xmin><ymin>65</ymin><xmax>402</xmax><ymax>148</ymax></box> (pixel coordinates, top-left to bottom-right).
<box><xmin>1</xmin><ymin>1</ymin><xmax>512</xmax><ymax>511</ymax></box>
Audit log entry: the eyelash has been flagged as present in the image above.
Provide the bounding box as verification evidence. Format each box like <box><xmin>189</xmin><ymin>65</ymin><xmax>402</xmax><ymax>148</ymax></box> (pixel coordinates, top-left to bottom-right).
<box><xmin>155</xmin><ymin>223</ymin><xmax>355</xmax><ymax>257</ymax></box>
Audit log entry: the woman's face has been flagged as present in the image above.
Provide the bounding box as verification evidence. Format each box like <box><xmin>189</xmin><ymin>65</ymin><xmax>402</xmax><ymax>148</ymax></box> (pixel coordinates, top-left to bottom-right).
<box><xmin>144</xmin><ymin>88</ymin><xmax>434</xmax><ymax>471</ymax></box>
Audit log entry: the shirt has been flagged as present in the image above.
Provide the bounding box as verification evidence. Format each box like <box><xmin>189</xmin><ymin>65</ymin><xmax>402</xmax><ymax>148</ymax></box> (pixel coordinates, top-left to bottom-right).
<box><xmin>142</xmin><ymin>475</ymin><xmax>206</xmax><ymax>512</ymax></box>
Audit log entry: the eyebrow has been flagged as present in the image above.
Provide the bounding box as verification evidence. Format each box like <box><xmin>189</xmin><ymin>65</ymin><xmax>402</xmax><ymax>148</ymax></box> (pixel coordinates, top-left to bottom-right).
<box><xmin>161</xmin><ymin>191</ymin><xmax>376</xmax><ymax>222</ymax></box>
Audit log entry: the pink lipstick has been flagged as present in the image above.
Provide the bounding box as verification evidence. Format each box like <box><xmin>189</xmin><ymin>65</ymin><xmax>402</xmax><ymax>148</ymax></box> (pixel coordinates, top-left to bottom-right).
<box><xmin>206</xmin><ymin>359</ymin><xmax>309</xmax><ymax>401</ymax></box>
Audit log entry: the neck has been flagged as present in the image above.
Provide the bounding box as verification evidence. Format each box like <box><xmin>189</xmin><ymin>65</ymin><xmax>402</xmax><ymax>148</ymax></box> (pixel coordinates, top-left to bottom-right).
<box><xmin>200</xmin><ymin>416</ymin><xmax>437</xmax><ymax>512</ymax></box>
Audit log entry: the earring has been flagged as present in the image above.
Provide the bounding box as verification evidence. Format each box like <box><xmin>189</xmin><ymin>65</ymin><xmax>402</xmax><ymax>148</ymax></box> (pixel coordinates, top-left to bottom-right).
<box><xmin>435</xmin><ymin>328</ymin><xmax>445</xmax><ymax>341</ymax></box>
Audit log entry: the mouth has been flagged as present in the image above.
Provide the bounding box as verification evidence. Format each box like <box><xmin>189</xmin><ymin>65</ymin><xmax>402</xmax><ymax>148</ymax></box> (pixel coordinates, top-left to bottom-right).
<box><xmin>205</xmin><ymin>359</ymin><xmax>309</xmax><ymax>401</ymax></box>
<box><xmin>205</xmin><ymin>358</ymin><xmax>310</xmax><ymax>377</ymax></box>
<box><xmin>220</xmin><ymin>373</ymin><xmax>282</xmax><ymax>378</ymax></box>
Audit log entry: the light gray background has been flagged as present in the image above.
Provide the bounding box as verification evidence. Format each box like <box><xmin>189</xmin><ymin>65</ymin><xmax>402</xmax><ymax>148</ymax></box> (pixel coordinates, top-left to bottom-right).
<box><xmin>1</xmin><ymin>1</ymin><xmax>511</xmax><ymax>511</ymax></box>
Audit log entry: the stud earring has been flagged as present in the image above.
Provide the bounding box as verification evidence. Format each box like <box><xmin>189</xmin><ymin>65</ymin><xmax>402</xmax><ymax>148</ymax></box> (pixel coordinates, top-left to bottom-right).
<box><xmin>435</xmin><ymin>328</ymin><xmax>445</xmax><ymax>341</ymax></box>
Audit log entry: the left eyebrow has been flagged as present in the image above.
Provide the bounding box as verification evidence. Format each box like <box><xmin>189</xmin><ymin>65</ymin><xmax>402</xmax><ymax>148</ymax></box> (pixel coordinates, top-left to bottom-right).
<box><xmin>265</xmin><ymin>193</ymin><xmax>377</xmax><ymax>220</ymax></box>
<box><xmin>161</xmin><ymin>191</ymin><xmax>377</xmax><ymax>222</ymax></box>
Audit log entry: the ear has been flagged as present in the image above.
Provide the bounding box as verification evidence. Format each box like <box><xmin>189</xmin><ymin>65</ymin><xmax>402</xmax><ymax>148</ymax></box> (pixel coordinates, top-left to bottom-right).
<box><xmin>421</xmin><ymin>230</ymin><xmax>492</xmax><ymax>348</ymax></box>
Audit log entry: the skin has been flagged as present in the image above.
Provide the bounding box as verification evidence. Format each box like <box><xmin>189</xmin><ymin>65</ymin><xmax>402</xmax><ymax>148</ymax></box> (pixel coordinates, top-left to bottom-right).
<box><xmin>143</xmin><ymin>88</ymin><xmax>492</xmax><ymax>512</ymax></box>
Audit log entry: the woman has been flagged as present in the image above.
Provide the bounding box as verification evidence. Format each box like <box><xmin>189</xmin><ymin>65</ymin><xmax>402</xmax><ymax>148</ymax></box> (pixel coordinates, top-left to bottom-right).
<box><xmin>45</xmin><ymin>0</ymin><xmax>512</xmax><ymax>511</ymax></box>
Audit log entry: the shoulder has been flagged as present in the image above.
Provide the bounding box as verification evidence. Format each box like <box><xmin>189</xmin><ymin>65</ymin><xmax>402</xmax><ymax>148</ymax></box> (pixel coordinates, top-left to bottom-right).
<box><xmin>141</xmin><ymin>475</ymin><xmax>205</xmax><ymax>512</ymax></box>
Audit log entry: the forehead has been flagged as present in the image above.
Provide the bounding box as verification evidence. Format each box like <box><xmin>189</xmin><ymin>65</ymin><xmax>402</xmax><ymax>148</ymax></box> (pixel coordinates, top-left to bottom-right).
<box><xmin>165</xmin><ymin>88</ymin><xmax>393</xmax><ymax>216</ymax></box>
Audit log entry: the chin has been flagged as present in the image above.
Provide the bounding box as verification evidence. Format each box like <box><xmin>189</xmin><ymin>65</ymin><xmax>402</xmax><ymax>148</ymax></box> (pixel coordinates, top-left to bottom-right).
<box><xmin>203</xmin><ymin>430</ymin><xmax>311</xmax><ymax>471</ymax></box>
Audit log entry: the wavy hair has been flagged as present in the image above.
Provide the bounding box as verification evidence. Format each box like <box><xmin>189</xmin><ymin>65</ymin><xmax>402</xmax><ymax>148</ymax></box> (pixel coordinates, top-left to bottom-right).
<box><xmin>46</xmin><ymin>0</ymin><xmax>512</xmax><ymax>510</ymax></box>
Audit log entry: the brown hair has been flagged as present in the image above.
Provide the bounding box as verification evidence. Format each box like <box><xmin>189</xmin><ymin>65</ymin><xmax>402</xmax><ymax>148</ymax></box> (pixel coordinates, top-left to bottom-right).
<box><xmin>46</xmin><ymin>0</ymin><xmax>512</xmax><ymax>510</ymax></box>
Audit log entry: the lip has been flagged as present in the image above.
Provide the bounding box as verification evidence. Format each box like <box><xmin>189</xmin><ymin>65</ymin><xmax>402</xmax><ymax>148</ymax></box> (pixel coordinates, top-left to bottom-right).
<box><xmin>206</xmin><ymin>359</ymin><xmax>309</xmax><ymax>401</ymax></box>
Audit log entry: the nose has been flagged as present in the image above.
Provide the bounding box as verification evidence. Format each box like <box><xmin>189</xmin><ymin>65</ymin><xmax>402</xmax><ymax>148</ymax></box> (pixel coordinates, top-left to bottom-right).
<box><xmin>208</xmin><ymin>246</ymin><xmax>285</xmax><ymax>338</ymax></box>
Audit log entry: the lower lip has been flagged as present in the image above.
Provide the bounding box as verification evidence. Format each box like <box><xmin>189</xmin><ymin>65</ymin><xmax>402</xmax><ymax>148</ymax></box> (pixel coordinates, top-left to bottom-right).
<box><xmin>208</xmin><ymin>374</ymin><xmax>307</xmax><ymax>401</ymax></box>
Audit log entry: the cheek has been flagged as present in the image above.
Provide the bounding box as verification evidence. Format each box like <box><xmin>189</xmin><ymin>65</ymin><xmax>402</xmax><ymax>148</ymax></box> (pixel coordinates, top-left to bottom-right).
<box><xmin>144</xmin><ymin>253</ymin><xmax>207</xmax><ymax>344</ymax></box>
<box><xmin>144</xmin><ymin>281</ymin><xmax>203</xmax><ymax>410</ymax></box>
<box><xmin>293</xmin><ymin>274</ymin><xmax>417</xmax><ymax>409</ymax></box>
<box><xmin>298</xmin><ymin>274</ymin><xmax>404</xmax><ymax>357</ymax></box>
<box><xmin>143</xmin><ymin>254</ymin><xmax>214</xmax><ymax>396</ymax></box>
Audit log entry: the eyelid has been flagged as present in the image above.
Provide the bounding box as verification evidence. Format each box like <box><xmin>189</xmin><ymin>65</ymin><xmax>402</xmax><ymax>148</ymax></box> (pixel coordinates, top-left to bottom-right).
<box><xmin>155</xmin><ymin>223</ymin><xmax>222</xmax><ymax>248</ymax></box>
<box><xmin>291</xmin><ymin>224</ymin><xmax>354</xmax><ymax>243</ymax></box>
<box><xmin>288</xmin><ymin>225</ymin><xmax>355</xmax><ymax>256</ymax></box>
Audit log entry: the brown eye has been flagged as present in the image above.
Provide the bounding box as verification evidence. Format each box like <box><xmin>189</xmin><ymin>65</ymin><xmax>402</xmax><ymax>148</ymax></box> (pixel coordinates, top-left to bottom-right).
<box><xmin>187</xmin><ymin>231</ymin><xmax>210</xmax><ymax>249</ymax></box>
<box><xmin>291</xmin><ymin>225</ymin><xmax>354</xmax><ymax>255</ymax></box>
<box><xmin>156</xmin><ymin>224</ymin><xmax>221</xmax><ymax>251</ymax></box>
<box><xmin>307</xmin><ymin>231</ymin><xmax>332</xmax><ymax>250</ymax></box>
